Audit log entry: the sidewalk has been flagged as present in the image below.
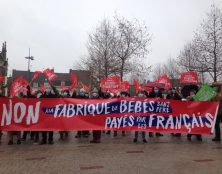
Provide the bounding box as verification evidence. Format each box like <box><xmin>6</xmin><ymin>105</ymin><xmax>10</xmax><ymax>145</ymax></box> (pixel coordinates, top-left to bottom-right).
<box><xmin>0</xmin><ymin>131</ymin><xmax>222</xmax><ymax>174</ymax></box>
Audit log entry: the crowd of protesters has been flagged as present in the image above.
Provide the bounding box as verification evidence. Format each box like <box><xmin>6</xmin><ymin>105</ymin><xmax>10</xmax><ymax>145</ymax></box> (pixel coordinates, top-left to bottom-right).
<box><xmin>0</xmin><ymin>82</ymin><xmax>222</xmax><ymax>145</ymax></box>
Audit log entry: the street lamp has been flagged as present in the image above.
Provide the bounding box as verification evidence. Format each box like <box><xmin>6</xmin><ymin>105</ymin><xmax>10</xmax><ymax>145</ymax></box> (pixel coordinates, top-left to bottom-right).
<box><xmin>25</xmin><ymin>48</ymin><xmax>34</xmax><ymax>72</ymax></box>
<box><xmin>25</xmin><ymin>48</ymin><xmax>34</xmax><ymax>82</ymax></box>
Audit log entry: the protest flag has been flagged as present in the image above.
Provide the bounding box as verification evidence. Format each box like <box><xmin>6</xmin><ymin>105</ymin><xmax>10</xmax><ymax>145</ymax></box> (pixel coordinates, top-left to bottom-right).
<box><xmin>43</xmin><ymin>69</ymin><xmax>57</xmax><ymax>82</ymax></box>
<box><xmin>31</xmin><ymin>71</ymin><xmax>42</xmax><ymax>83</ymax></box>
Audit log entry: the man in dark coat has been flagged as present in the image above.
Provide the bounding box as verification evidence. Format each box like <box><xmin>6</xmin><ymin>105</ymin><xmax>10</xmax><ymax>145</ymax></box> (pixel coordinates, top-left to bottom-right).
<box><xmin>113</xmin><ymin>91</ymin><xmax>130</xmax><ymax>137</ymax></box>
<box><xmin>21</xmin><ymin>85</ymin><xmax>36</xmax><ymax>142</ymax></box>
<box><xmin>186</xmin><ymin>89</ymin><xmax>202</xmax><ymax>141</ymax></box>
<box><xmin>32</xmin><ymin>90</ymin><xmax>43</xmax><ymax>144</ymax></box>
<box><xmin>148</xmin><ymin>87</ymin><xmax>163</xmax><ymax>137</ymax></box>
<box><xmin>59</xmin><ymin>89</ymin><xmax>70</xmax><ymax>140</ymax></box>
<box><xmin>90</xmin><ymin>88</ymin><xmax>101</xmax><ymax>143</ymax></box>
<box><xmin>40</xmin><ymin>85</ymin><xmax>59</xmax><ymax>145</ymax></box>
<box><xmin>134</xmin><ymin>90</ymin><xmax>147</xmax><ymax>143</ymax></box>
<box><xmin>75</xmin><ymin>88</ymin><xmax>90</xmax><ymax>138</ymax></box>
<box><xmin>166</xmin><ymin>88</ymin><xmax>182</xmax><ymax>137</ymax></box>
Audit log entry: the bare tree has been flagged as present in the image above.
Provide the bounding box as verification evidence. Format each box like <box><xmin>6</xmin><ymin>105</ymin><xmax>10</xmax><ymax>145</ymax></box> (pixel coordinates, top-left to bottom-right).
<box><xmin>177</xmin><ymin>5</ymin><xmax>222</xmax><ymax>82</ymax></box>
<box><xmin>177</xmin><ymin>42</ymin><xmax>201</xmax><ymax>71</ymax></box>
<box><xmin>194</xmin><ymin>5</ymin><xmax>222</xmax><ymax>82</ymax></box>
<box><xmin>151</xmin><ymin>57</ymin><xmax>181</xmax><ymax>81</ymax></box>
<box><xmin>79</xmin><ymin>16</ymin><xmax>152</xmax><ymax>84</ymax></box>
<box><xmin>127</xmin><ymin>59</ymin><xmax>151</xmax><ymax>84</ymax></box>
<box><xmin>151</xmin><ymin>63</ymin><xmax>166</xmax><ymax>81</ymax></box>
<box><xmin>163</xmin><ymin>57</ymin><xmax>181</xmax><ymax>79</ymax></box>
<box><xmin>113</xmin><ymin>16</ymin><xmax>152</xmax><ymax>81</ymax></box>
<box><xmin>84</xmin><ymin>19</ymin><xmax>119</xmax><ymax>80</ymax></box>
<box><xmin>177</xmin><ymin>42</ymin><xmax>208</xmax><ymax>83</ymax></box>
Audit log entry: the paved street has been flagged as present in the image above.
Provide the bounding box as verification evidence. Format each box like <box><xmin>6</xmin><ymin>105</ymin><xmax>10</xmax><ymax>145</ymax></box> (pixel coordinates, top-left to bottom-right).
<box><xmin>0</xmin><ymin>131</ymin><xmax>222</xmax><ymax>174</ymax></box>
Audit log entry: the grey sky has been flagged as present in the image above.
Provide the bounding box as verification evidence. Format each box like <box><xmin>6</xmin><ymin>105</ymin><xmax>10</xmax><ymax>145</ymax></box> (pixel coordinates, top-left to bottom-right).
<box><xmin>0</xmin><ymin>0</ymin><xmax>221</xmax><ymax>76</ymax></box>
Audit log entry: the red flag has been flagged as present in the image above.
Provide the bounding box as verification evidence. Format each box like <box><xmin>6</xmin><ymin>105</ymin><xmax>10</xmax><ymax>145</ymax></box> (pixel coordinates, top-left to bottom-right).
<box><xmin>69</xmin><ymin>73</ymin><xmax>78</xmax><ymax>91</ymax></box>
<box><xmin>141</xmin><ymin>86</ymin><xmax>153</xmax><ymax>93</ymax></box>
<box><xmin>0</xmin><ymin>75</ymin><xmax>4</xmax><ymax>84</ymax></box>
<box><xmin>10</xmin><ymin>76</ymin><xmax>29</xmax><ymax>97</ymax></box>
<box><xmin>31</xmin><ymin>71</ymin><xmax>42</xmax><ymax>82</ymax></box>
<box><xmin>80</xmin><ymin>82</ymin><xmax>90</xmax><ymax>93</ymax></box>
<box><xmin>133</xmin><ymin>80</ymin><xmax>142</xmax><ymax>93</ymax></box>
<box><xmin>41</xmin><ymin>85</ymin><xmax>45</xmax><ymax>94</ymax></box>
<box><xmin>119</xmin><ymin>81</ymin><xmax>130</xmax><ymax>92</ymax></box>
<box><xmin>155</xmin><ymin>74</ymin><xmax>171</xmax><ymax>89</ymax></box>
<box><xmin>100</xmin><ymin>75</ymin><xmax>120</xmax><ymax>92</ymax></box>
<box><xmin>43</xmin><ymin>69</ymin><xmax>57</xmax><ymax>82</ymax></box>
<box><xmin>180</xmin><ymin>71</ymin><xmax>199</xmax><ymax>84</ymax></box>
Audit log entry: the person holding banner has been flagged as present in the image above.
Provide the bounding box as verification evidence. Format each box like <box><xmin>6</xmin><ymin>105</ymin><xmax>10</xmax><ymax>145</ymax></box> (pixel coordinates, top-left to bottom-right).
<box><xmin>148</xmin><ymin>87</ymin><xmax>164</xmax><ymax>137</ymax></box>
<box><xmin>186</xmin><ymin>89</ymin><xmax>202</xmax><ymax>141</ymax></box>
<box><xmin>59</xmin><ymin>89</ymin><xmax>70</xmax><ymax>140</ymax></box>
<box><xmin>32</xmin><ymin>90</ymin><xmax>43</xmax><ymax>144</ymax></box>
<box><xmin>8</xmin><ymin>131</ymin><xmax>21</xmax><ymax>145</ymax></box>
<box><xmin>39</xmin><ymin>85</ymin><xmax>58</xmax><ymax>145</ymax></box>
<box><xmin>8</xmin><ymin>92</ymin><xmax>23</xmax><ymax>145</ymax></box>
<box><xmin>71</xmin><ymin>89</ymin><xmax>77</xmax><ymax>98</ymax></box>
<box><xmin>166</xmin><ymin>88</ymin><xmax>182</xmax><ymax>137</ymax></box>
<box><xmin>83</xmin><ymin>90</ymin><xmax>90</xmax><ymax>137</ymax></box>
<box><xmin>114</xmin><ymin>91</ymin><xmax>130</xmax><ymax>137</ymax></box>
<box><xmin>73</xmin><ymin>89</ymin><xmax>83</xmax><ymax>138</ymax></box>
<box><xmin>21</xmin><ymin>85</ymin><xmax>35</xmax><ymax>142</ymax></box>
<box><xmin>103</xmin><ymin>91</ymin><xmax>112</xmax><ymax>135</ymax></box>
<box><xmin>90</xmin><ymin>88</ymin><xmax>102</xmax><ymax>143</ymax></box>
<box><xmin>133</xmin><ymin>90</ymin><xmax>147</xmax><ymax>143</ymax></box>
<box><xmin>75</xmin><ymin>88</ymin><xmax>90</xmax><ymax>138</ymax></box>
<box><xmin>212</xmin><ymin>83</ymin><xmax>222</xmax><ymax>141</ymax></box>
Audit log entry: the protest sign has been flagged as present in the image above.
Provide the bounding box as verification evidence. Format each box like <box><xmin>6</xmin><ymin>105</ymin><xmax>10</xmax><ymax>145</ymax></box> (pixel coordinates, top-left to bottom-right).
<box><xmin>0</xmin><ymin>97</ymin><xmax>218</xmax><ymax>135</ymax></box>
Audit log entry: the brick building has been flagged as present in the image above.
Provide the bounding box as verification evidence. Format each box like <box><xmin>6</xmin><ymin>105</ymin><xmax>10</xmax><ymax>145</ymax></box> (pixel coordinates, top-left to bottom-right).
<box><xmin>9</xmin><ymin>69</ymin><xmax>91</xmax><ymax>94</ymax></box>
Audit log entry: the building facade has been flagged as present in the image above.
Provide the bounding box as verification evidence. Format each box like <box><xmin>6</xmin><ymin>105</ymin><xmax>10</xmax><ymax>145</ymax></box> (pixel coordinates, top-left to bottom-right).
<box><xmin>0</xmin><ymin>42</ymin><xmax>8</xmax><ymax>77</ymax></box>
<box><xmin>0</xmin><ymin>42</ymin><xmax>8</xmax><ymax>95</ymax></box>
<box><xmin>10</xmin><ymin>69</ymin><xmax>91</xmax><ymax>94</ymax></box>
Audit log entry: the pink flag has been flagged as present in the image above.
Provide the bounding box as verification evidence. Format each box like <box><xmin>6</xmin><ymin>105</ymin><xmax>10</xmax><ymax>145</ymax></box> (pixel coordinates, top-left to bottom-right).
<box><xmin>133</xmin><ymin>80</ymin><xmax>141</xmax><ymax>93</ymax></box>
<box><xmin>31</xmin><ymin>71</ymin><xmax>42</xmax><ymax>82</ymax></box>
<box><xmin>141</xmin><ymin>86</ymin><xmax>153</xmax><ymax>93</ymax></box>
<box><xmin>119</xmin><ymin>81</ymin><xmax>130</xmax><ymax>92</ymax></box>
<box><xmin>100</xmin><ymin>75</ymin><xmax>120</xmax><ymax>92</ymax></box>
<box><xmin>69</xmin><ymin>73</ymin><xmax>78</xmax><ymax>91</ymax></box>
<box><xmin>10</xmin><ymin>76</ymin><xmax>29</xmax><ymax>97</ymax></box>
<box><xmin>156</xmin><ymin>74</ymin><xmax>171</xmax><ymax>89</ymax></box>
<box><xmin>43</xmin><ymin>69</ymin><xmax>57</xmax><ymax>82</ymax></box>
<box><xmin>180</xmin><ymin>71</ymin><xmax>199</xmax><ymax>84</ymax></box>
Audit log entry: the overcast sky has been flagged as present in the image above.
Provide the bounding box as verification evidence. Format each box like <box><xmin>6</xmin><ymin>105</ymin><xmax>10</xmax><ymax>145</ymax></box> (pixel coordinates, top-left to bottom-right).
<box><xmin>0</xmin><ymin>0</ymin><xmax>221</xmax><ymax>76</ymax></box>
